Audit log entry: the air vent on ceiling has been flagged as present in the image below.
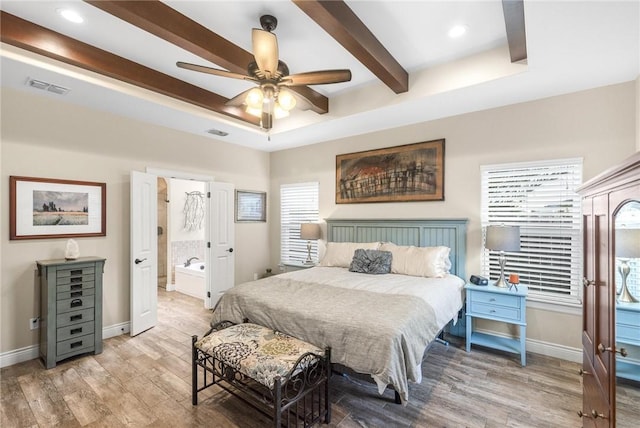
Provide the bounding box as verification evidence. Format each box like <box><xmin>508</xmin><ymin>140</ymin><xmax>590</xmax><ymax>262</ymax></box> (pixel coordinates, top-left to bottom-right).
<box><xmin>207</xmin><ymin>128</ymin><xmax>229</xmax><ymax>137</ymax></box>
<box><xmin>26</xmin><ymin>78</ymin><xmax>70</xmax><ymax>95</ymax></box>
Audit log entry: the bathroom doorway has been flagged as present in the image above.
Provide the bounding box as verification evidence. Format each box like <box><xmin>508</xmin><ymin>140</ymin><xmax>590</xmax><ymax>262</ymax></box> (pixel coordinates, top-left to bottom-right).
<box><xmin>163</xmin><ymin>178</ymin><xmax>207</xmax><ymax>302</ymax></box>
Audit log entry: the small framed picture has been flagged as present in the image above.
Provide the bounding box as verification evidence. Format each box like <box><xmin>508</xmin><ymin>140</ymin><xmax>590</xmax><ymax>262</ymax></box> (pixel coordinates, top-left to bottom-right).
<box><xmin>10</xmin><ymin>176</ymin><xmax>106</xmax><ymax>240</ymax></box>
<box><xmin>235</xmin><ymin>190</ymin><xmax>266</xmax><ymax>222</ymax></box>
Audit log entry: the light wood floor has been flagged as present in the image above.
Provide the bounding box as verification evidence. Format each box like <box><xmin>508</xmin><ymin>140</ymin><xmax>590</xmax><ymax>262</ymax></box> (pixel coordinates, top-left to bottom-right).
<box><xmin>2</xmin><ymin>288</ymin><xmax>638</xmax><ymax>427</ymax></box>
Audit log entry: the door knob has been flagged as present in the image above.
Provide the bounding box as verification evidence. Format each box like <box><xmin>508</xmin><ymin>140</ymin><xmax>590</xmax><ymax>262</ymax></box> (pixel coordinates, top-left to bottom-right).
<box><xmin>591</xmin><ymin>409</ymin><xmax>606</xmax><ymax>419</ymax></box>
<box><xmin>597</xmin><ymin>343</ymin><xmax>628</xmax><ymax>357</ymax></box>
<box><xmin>578</xmin><ymin>368</ymin><xmax>591</xmax><ymax>376</ymax></box>
<box><xmin>134</xmin><ymin>258</ymin><xmax>147</xmax><ymax>265</ymax></box>
<box><xmin>226</xmin><ymin>248</ymin><xmax>234</xmax><ymax>253</ymax></box>
<box><xmin>582</xmin><ymin>278</ymin><xmax>595</xmax><ymax>287</ymax></box>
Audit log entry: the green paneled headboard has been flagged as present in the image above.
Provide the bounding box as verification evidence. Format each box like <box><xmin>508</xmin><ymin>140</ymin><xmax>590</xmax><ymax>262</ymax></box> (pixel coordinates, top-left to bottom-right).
<box><xmin>325</xmin><ymin>218</ymin><xmax>468</xmax><ymax>280</ymax></box>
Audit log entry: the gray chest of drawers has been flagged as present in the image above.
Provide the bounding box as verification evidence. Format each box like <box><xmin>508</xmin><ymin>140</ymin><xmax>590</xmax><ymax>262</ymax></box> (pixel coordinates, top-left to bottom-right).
<box><xmin>36</xmin><ymin>257</ymin><xmax>106</xmax><ymax>369</ymax></box>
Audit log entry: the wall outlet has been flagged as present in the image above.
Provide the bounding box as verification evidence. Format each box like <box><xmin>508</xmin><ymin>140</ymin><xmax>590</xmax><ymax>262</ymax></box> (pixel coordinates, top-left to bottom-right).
<box><xmin>29</xmin><ymin>317</ymin><xmax>39</xmax><ymax>330</ymax></box>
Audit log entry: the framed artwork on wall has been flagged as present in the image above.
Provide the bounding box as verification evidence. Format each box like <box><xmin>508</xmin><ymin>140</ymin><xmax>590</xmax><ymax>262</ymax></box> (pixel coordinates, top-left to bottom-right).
<box><xmin>336</xmin><ymin>139</ymin><xmax>445</xmax><ymax>204</ymax></box>
<box><xmin>235</xmin><ymin>190</ymin><xmax>266</xmax><ymax>222</ymax></box>
<box><xmin>10</xmin><ymin>176</ymin><xmax>107</xmax><ymax>240</ymax></box>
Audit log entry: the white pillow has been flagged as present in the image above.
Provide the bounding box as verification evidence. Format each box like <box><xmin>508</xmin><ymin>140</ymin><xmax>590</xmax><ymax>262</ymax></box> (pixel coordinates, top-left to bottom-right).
<box><xmin>319</xmin><ymin>242</ymin><xmax>380</xmax><ymax>267</ymax></box>
<box><xmin>379</xmin><ymin>242</ymin><xmax>451</xmax><ymax>278</ymax></box>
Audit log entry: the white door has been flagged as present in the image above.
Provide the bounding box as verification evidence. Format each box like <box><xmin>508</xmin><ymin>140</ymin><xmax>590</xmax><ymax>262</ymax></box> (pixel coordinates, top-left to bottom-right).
<box><xmin>206</xmin><ymin>182</ymin><xmax>235</xmax><ymax>308</ymax></box>
<box><xmin>130</xmin><ymin>171</ymin><xmax>158</xmax><ymax>336</ymax></box>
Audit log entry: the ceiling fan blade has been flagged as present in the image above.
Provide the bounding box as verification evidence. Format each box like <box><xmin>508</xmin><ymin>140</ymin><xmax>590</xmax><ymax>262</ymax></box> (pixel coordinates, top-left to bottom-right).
<box><xmin>252</xmin><ymin>29</ymin><xmax>279</xmax><ymax>79</ymax></box>
<box><xmin>280</xmin><ymin>69</ymin><xmax>352</xmax><ymax>86</ymax></box>
<box><xmin>177</xmin><ymin>61</ymin><xmax>256</xmax><ymax>82</ymax></box>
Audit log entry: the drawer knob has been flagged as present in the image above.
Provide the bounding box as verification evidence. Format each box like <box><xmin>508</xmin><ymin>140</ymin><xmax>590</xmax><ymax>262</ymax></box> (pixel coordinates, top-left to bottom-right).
<box><xmin>490</xmin><ymin>310</ymin><xmax>496</xmax><ymax>313</ymax></box>
<box><xmin>489</xmin><ymin>298</ymin><xmax>496</xmax><ymax>302</ymax></box>
<box><xmin>70</xmin><ymin>299</ymin><xmax>83</xmax><ymax>308</ymax></box>
<box><xmin>582</xmin><ymin>278</ymin><xmax>595</xmax><ymax>287</ymax></box>
<box><xmin>598</xmin><ymin>343</ymin><xmax>628</xmax><ymax>357</ymax></box>
<box><xmin>70</xmin><ymin>314</ymin><xmax>82</xmax><ymax>322</ymax></box>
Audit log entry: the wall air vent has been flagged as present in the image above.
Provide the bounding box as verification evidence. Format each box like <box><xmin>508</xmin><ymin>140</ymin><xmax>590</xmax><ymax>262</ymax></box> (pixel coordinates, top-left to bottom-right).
<box><xmin>26</xmin><ymin>78</ymin><xmax>70</xmax><ymax>95</ymax></box>
<box><xmin>207</xmin><ymin>128</ymin><xmax>229</xmax><ymax>137</ymax></box>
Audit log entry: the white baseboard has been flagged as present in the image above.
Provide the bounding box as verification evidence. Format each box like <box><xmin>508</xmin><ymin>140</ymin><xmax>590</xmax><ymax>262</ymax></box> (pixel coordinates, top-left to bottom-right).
<box><xmin>475</xmin><ymin>327</ymin><xmax>582</xmax><ymax>363</ymax></box>
<box><xmin>0</xmin><ymin>321</ymin><xmax>131</xmax><ymax>368</ymax></box>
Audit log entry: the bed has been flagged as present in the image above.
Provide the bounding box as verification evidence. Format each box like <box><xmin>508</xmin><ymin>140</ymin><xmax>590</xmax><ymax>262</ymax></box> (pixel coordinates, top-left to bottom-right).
<box><xmin>210</xmin><ymin>218</ymin><xmax>468</xmax><ymax>404</ymax></box>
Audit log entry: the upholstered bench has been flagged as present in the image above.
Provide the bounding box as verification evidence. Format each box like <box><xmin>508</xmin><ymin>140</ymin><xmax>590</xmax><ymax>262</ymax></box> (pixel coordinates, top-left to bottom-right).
<box><xmin>192</xmin><ymin>321</ymin><xmax>331</xmax><ymax>427</ymax></box>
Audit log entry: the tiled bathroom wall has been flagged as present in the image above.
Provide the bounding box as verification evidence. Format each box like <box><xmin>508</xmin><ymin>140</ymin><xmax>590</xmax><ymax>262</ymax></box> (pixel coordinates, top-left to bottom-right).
<box><xmin>172</xmin><ymin>240</ymin><xmax>206</xmax><ymax>267</ymax></box>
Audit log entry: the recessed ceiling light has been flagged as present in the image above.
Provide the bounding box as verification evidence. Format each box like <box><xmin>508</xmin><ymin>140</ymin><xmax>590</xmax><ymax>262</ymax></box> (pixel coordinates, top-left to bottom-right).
<box><xmin>57</xmin><ymin>8</ymin><xmax>84</xmax><ymax>24</ymax></box>
<box><xmin>448</xmin><ymin>25</ymin><xmax>467</xmax><ymax>39</ymax></box>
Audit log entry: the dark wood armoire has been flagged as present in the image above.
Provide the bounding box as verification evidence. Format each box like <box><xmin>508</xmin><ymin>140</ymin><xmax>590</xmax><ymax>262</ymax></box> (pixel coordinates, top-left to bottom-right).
<box><xmin>577</xmin><ymin>152</ymin><xmax>640</xmax><ymax>427</ymax></box>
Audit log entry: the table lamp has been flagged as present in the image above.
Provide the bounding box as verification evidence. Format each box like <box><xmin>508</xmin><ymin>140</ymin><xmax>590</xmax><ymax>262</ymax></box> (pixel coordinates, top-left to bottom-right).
<box><xmin>300</xmin><ymin>223</ymin><xmax>321</xmax><ymax>265</ymax></box>
<box><xmin>616</xmin><ymin>228</ymin><xmax>640</xmax><ymax>303</ymax></box>
<box><xmin>485</xmin><ymin>225</ymin><xmax>521</xmax><ymax>288</ymax></box>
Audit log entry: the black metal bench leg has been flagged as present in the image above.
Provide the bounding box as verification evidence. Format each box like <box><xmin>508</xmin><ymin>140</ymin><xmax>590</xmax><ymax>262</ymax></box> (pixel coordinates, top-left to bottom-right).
<box><xmin>394</xmin><ymin>390</ymin><xmax>401</xmax><ymax>404</ymax></box>
<box><xmin>192</xmin><ymin>335</ymin><xmax>198</xmax><ymax>406</ymax></box>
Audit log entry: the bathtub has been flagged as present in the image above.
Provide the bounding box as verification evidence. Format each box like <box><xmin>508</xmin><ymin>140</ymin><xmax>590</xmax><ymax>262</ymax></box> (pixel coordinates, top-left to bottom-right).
<box><xmin>174</xmin><ymin>262</ymin><xmax>205</xmax><ymax>299</ymax></box>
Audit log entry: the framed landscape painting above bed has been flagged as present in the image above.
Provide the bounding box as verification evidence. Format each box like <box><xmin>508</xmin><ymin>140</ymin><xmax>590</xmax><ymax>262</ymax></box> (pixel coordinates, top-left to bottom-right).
<box><xmin>336</xmin><ymin>139</ymin><xmax>445</xmax><ymax>204</ymax></box>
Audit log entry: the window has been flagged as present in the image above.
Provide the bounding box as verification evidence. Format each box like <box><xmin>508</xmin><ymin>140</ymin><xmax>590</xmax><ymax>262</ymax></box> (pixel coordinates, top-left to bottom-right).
<box><xmin>280</xmin><ymin>182</ymin><xmax>319</xmax><ymax>265</ymax></box>
<box><xmin>481</xmin><ymin>158</ymin><xmax>583</xmax><ymax>306</ymax></box>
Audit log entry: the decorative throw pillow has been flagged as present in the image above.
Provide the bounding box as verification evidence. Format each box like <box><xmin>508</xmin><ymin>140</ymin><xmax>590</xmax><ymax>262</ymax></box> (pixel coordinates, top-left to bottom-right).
<box><xmin>379</xmin><ymin>242</ymin><xmax>451</xmax><ymax>278</ymax></box>
<box><xmin>349</xmin><ymin>249</ymin><xmax>393</xmax><ymax>274</ymax></box>
<box><xmin>319</xmin><ymin>242</ymin><xmax>380</xmax><ymax>267</ymax></box>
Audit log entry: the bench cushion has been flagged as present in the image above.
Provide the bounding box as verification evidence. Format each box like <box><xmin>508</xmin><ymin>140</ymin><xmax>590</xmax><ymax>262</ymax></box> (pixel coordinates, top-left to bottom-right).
<box><xmin>195</xmin><ymin>323</ymin><xmax>323</xmax><ymax>389</ymax></box>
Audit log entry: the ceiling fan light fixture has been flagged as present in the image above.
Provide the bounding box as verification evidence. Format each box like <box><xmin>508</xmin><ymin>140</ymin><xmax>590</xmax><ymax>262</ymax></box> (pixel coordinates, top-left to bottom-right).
<box><xmin>245</xmin><ymin>87</ymin><xmax>264</xmax><ymax>109</ymax></box>
<box><xmin>277</xmin><ymin>89</ymin><xmax>296</xmax><ymax>111</ymax></box>
<box><xmin>274</xmin><ymin>103</ymin><xmax>290</xmax><ymax>119</ymax></box>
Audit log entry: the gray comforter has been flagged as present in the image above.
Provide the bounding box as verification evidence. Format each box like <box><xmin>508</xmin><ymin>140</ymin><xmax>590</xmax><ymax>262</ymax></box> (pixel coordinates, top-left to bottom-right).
<box><xmin>210</xmin><ymin>274</ymin><xmax>442</xmax><ymax>403</ymax></box>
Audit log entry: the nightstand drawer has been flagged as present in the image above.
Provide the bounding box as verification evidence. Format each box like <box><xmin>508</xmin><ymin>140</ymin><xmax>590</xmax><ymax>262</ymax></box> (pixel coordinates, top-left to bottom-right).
<box><xmin>617</xmin><ymin>324</ymin><xmax>640</xmax><ymax>345</ymax></box>
<box><xmin>617</xmin><ymin>308</ymin><xmax>640</xmax><ymax>326</ymax></box>
<box><xmin>470</xmin><ymin>301</ymin><xmax>520</xmax><ymax>321</ymax></box>
<box><xmin>469</xmin><ymin>291</ymin><xmax>521</xmax><ymax>309</ymax></box>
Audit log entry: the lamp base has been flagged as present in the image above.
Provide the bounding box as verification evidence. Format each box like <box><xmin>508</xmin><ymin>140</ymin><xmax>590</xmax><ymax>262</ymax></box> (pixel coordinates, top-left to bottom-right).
<box><xmin>618</xmin><ymin>261</ymin><xmax>639</xmax><ymax>303</ymax></box>
<box><xmin>494</xmin><ymin>252</ymin><xmax>509</xmax><ymax>288</ymax></box>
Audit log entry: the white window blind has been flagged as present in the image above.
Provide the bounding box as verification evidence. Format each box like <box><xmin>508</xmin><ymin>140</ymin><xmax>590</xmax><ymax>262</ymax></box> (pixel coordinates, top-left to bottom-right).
<box><xmin>481</xmin><ymin>158</ymin><xmax>583</xmax><ymax>305</ymax></box>
<box><xmin>280</xmin><ymin>182</ymin><xmax>319</xmax><ymax>265</ymax></box>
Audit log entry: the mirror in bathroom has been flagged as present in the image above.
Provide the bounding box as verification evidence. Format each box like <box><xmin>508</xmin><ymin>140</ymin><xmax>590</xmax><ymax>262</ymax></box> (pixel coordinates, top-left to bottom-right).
<box><xmin>613</xmin><ymin>199</ymin><xmax>640</xmax><ymax>426</ymax></box>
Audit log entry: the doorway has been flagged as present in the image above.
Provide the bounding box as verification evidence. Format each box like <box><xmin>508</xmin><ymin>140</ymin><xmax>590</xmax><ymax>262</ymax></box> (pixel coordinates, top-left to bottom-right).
<box><xmin>130</xmin><ymin>168</ymin><xmax>235</xmax><ymax>336</ymax></box>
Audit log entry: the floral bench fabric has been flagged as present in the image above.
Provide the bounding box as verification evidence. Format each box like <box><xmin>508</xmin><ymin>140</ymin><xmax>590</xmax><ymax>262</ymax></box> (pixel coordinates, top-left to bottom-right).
<box><xmin>195</xmin><ymin>323</ymin><xmax>323</xmax><ymax>390</ymax></box>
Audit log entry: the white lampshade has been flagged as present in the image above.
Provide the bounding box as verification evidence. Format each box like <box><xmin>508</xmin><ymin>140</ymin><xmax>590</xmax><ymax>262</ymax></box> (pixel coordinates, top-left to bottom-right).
<box><xmin>616</xmin><ymin>228</ymin><xmax>640</xmax><ymax>258</ymax></box>
<box><xmin>485</xmin><ymin>225</ymin><xmax>520</xmax><ymax>252</ymax></box>
<box><xmin>300</xmin><ymin>223</ymin><xmax>321</xmax><ymax>240</ymax></box>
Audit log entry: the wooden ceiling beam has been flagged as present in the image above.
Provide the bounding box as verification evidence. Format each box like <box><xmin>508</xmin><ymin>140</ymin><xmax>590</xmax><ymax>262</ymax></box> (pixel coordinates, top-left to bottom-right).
<box><xmin>85</xmin><ymin>0</ymin><xmax>329</xmax><ymax>114</ymax></box>
<box><xmin>0</xmin><ymin>11</ymin><xmax>260</xmax><ymax>126</ymax></box>
<box><xmin>502</xmin><ymin>0</ymin><xmax>528</xmax><ymax>63</ymax></box>
<box><xmin>293</xmin><ymin>0</ymin><xmax>408</xmax><ymax>94</ymax></box>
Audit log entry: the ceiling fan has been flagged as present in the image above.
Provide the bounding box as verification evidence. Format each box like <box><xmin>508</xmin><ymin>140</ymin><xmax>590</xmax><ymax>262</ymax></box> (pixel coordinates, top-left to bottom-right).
<box><xmin>177</xmin><ymin>14</ymin><xmax>352</xmax><ymax>131</ymax></box>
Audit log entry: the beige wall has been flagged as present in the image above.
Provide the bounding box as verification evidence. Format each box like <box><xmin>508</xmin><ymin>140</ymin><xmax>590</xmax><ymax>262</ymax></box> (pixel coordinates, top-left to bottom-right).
<box><xmin>269</xmin><ymin>81</ymin><xmax>638</xmax><ymax>351</ymax></box>
<box><xmin>636</xmin><ymin>75</ymin><xmax>640</xmax><ymax>150</ymax></box>
<box><xmin>0</xmin><ymin>88</ymin><xmax>271</xmax><ymax>353</ymax></box>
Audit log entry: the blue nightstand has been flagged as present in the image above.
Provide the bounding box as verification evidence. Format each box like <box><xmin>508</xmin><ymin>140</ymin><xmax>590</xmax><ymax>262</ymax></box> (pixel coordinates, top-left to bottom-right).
<box><xmin>465</xmin><ymin>283</ymin><xmax>528</xmax><ymax>366</ymax></box>
<box><xmin>616</xmin><ymin>301</ymin><xmax>640</xmax><ymax>381</ymax></box>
